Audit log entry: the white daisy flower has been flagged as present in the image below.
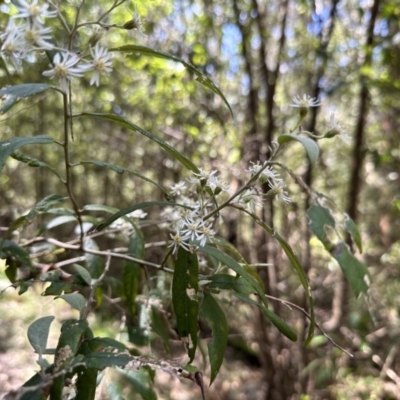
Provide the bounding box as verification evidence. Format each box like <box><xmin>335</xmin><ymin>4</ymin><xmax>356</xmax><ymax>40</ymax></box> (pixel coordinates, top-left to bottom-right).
<box><xmin>87</xmin><ymin>43</ymin><xmax>113</xmax><ymax>87</ymax></box>
<box><xmin>42</xmin><ymin>52</ymin><xmax>90</xmax><ymax>92</ymax></box>
<box><xmin>290</xmin><ymin>94</ymin><xmax>321</xmax><ymax>108</ymax></box>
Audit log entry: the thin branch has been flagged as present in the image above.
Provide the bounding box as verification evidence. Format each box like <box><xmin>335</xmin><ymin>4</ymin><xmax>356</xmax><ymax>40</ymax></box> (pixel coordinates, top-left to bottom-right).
<box><xmin>265</xmin><ymin>294</ymin><xmax>353</xmax><ymax>357</ymax></box>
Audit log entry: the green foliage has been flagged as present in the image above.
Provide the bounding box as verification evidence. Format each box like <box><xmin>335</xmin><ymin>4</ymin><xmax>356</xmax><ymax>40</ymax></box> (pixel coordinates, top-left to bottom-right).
<box><xmin>0</xmin><ymin>1</ymin><xmax>375</xmax><ymax>398</ymax></box>
<box><xmin>172</xmin><ymin>247</ymin><xmax>199</xmax><ymax>362</ymax></box>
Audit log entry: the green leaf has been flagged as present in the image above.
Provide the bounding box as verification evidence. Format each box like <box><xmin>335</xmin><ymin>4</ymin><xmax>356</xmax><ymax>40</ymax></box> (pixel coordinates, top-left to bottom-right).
<box><xmin>278</xmin><ymin>134</ymin><xmax>319</xmax><ymax>163</ymax></box>
<box><xmin>79</xmin><ymin>161</ymin><xmax>167</xmax><ymax>195</ymax></box>
<box><xmin>83</xmin><ymin>239</ymin><xmax>104</xmax><ymax>278</ymax></box>
<box><xmin>19</xmin><ymin>372</ymin><xmax>48</xmax><ymax>400</ymax></box>
<box><xmin>73</xmin><ymin>264</ymin><xmax>92</xmax><ymax>286</ymax></box>
<box><xmin>121</xmin><ymin>368</ymin><xmax>157</xmax><ymax>400</ymax></box>
<box><xmin>110</xmin><ymin>44</ymin><xmax>233</xmax><ymax>116</ymax></box>
<box><xmin>307</xmin><ymin>204</ymin><xmax>335</xmax><ymax>246</ymax></box>
<box><xmin>84</xmin><ymin>352</ymin><xmax>133</xmax><ymax>370</ymax></box>
<box><xmin>27</xmin><ymin>316</ymin><xmax>55</xmax><ymax>355</ymax></box>
<box><xmin>0</xmin><ymin>135</ymin><xmax>54</xmax><ymax>172</ymax></box>
<box><xmin>200</xmin><ymin>292</ymin><xmax>227</xmax><ymax>384</ymax></box>
<box><xmin>344</xmin><ymin>214</ymin><xmax>363</xmax><ymax>253</ymax></box>
<box><xmin>0</xmin><ymin>239</ymin><xmax>31</xmax><ymax>266</ymax></box>
<box><xmin>234</xmin><ymin>293</ymin><xmax>297</xmax><ymax>342</ymax></box>
<box><xmin>209</xmin><ymin>274</ymin><xmax>254</xmax><ymax>295</ymax></box>
<box><xmin>86</xmin><ymin>337</ymin><xmax>127</xmax><ymax>352</ymax></box>
<box><xmin>331</xmin><ymin>242</ymin><xmax>370</xmax><ymax>296</ymax></box>
<box><xmin>199</xmin><ymin>246</ymin><xmax>263</xmax><ymax>297</ymax></box>
<box><xmin>55</xmin><ymin>293</ymin><xmax>86</xmax><ymax>317</ymax></box>
<box><xmin>107</xmin><ymin>383</ymin><xmax>126</xmax><ymax>400</ymax></box>
<box><xmin>94</xmin><ymin>202</ymin><xmax>189</xmax><ymax>232</ymax></box>
<box><xmin>11</xmin><ymin>151</ymin><xmax>63</xmax><ymax>180</ymax></box>
<box><xmin>151</xmin><ymin>307</ymin><xmax>171</xmax><ymax>354</ymax></box>
<box><xmin>272</xmin><ymin>232</ymin><xmax>315</xmax><ymax>344</ymax></box>
<box><xmin>4</xmin><ymin>194</ymin><xmax>65</xmax><ymax>238</ymax></box>
<box><xmin>39</xmin><ymin>215</ymin><xmax>77</xmax><ymax>233</ymax></box>
<box><xmin>0</xmin><ymin>83</ymin><xmax>52</xmax><ymax>113</ymax></box>
<box><xmin>77</xmin><ymin>113</ymin><xmax>199</xmax><ymax>173</ymax></box>
<box><xmin>83</xmin><ymin>204</ymin><xmax>119</xmax><ymax>213</ymax></box>
<box><xmin>242</xmin><ymin>211</ymin><xmax>315</xmax><ymax>344</ymax></box>
<box><xmin>172</xmin><ymin>247</ymin><xmax>199</xmax><ymax>362</ymax></box>
<box><xmin>124</xmin><ymin>234</ymin><xmax>144</xmax><ymax>315</ymax></box>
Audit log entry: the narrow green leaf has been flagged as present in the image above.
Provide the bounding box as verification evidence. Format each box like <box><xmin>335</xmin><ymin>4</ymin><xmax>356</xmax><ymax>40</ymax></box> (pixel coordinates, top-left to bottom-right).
<box><xmin>307</xmin><ymin>204</ymin><xmax>336</xmax><ymax>246</ymax></box>
<box><xmin>55</xmin><ymin>293</ymin><xmax>86</xmax><ymax>317</ymax></box>
<box><xmin>84</xmin><ymin>352</ymin><xmax>133</xmax><ymax>370</ymax></box>
<box><xmin>200</xmin><ymin>292</ymin><xmax>227</xmax><ymax>384</ymax></box>
<box><xmin>241</xmin><ymin>210</ymin><xmax>314</xmax><ymax>344</ymax></box>
<box><xmin>94</xmin><ymin>201</ymin><xmax>189</xmax><ymax>232</ymax></box>
<box><xmin>41</xmin><ymin>215</ymin><xmax>77</xmax><ymax>232</ymax></box>
<box><xmin>234</xmin><ymin>293</ymin><xmax>297</xmax><ymax>342</ymax></box>
<box><xmin>272</xmin><ymin>232</ymin><xmax>315</xmax><ymax>344</ymax></box>
<box><xmin>27</xmin><ymin>316</ymin><xmax>55</xmax><ymax>355</ymax></box>
<box><xmin>151</xmin><ymin>306</ymin><xmax>171</xmax><ymax>354</ymax></box>
<box><xmin>11</xmin><ymin>151</ymin><xmax>63</xmax><ymax>180</ymax></box>
<box><xmin>331</xmin><ymin>242</ymin><xmax>370</xmax><ymax>296</ymax></box>
<box><xmin>278</xmin><ymin>134</ymin><xmax>319</xmax><ymax>163</ymax></box>
<box><xmin>0</xmin><ymin>83</ymin><xmax>52</xmax><ymax>113</ymax></box>
<box><xmin>73</xmin><ymin>264</ymin><xmax>92</xmax><ymax>286</ymax></box>
<box><xmin>4</xmin><ymin>194</ymin><xmax>65</xmax><ymax>238</ymax></box>
<box><xmin>0</xmin><ymin>135</ymin><xmax>54</xmax><ymax>172</ymax></box>
<box><xmin>110</xmin><ymin>44</ymin><xmax>233</xmax><ymax>116</ymax></box>
<box><xmin>124</xmin><ymin>233</ymin><xmax>144</xmax><ymax>315</ymax></box>
<box><xmin>83</xmin><ymin>204</ymin><xmax>119</xmax><ymax>213</ymax></box>
<box><xmin>199</xmin><ymin>246</ymin><xmax>263</xmax><ymax>298</ymax></box>
<box><xmin>344</xmin><ymin>213</ymin><xmax>363</xmax><ymax>253</ymax></box>
<box><xmin>77</xmin><ymin>113</ymin><xmax>199</xmax><ymax>173</ymax></box>
<box><xmin>209</xmin><ymin>274</ymin><xmax>254</xmax><ymax>295</ymax></box>
<box><xmin>121</xmin><ymin>368</ymin><xmax>157</xmax><ymax>400</ymax></box>
<box><xmin>79</xmin><ymin>160</ymin><xmax>167</xmax><ymax>194</ymax></box>
<box><xmin>172</xmin><ymin>247</ymin><xmax>199</xmax><ymax>362</ymax></box>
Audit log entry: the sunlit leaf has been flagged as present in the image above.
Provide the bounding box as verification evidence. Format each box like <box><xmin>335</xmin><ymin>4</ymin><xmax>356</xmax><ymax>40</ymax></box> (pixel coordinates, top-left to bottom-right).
<box><xmin>278</xmin><ymin>134</ymin><xmax>319</xmax><ymax>163</ymax></box>
<box><xmin>200</xmin><ymin>292</ymin><xmax>227</xmax><ymax>384</ymax></box>
<box><xmin>172</xmin><ymin>247</ymin><xmax>199</xmax><ymax>362</ymax></box>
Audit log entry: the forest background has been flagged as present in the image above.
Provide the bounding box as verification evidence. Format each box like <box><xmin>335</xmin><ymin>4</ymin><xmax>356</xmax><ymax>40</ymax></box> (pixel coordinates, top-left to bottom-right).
<box><xmin>0</xmin><ymin>0</ymin><xmax>399</xmax><ymax>399</ymax></box>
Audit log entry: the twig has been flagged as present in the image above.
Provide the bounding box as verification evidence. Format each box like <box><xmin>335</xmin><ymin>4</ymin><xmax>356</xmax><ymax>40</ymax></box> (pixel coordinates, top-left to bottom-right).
<box><xmin>265</xmin><ymin>294</ymin><xmax>353</xmax><ymax>357</ymax></box>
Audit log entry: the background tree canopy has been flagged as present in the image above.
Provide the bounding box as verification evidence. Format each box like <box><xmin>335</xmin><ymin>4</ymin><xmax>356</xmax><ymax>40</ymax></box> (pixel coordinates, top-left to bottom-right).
<box><xmin>0</xmin><ymin>0</ymin><xmax>399</xmax><ymax>399</ymax></box>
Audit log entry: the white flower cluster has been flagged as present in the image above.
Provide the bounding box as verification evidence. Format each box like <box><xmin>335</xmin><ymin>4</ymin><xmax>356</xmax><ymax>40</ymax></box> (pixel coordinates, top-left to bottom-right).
<box><xmin>0</xmin><ymin>1</ymin><xmax>113</xmax><ymax>92</ymax></box>
<box><xmin>162</xmin><ymin>169</ymin><xmax>230</xmax><ymax>254</ymax></box>
<box><xmin>246</xmin><ymin>161</ymin><xmax>292</xmax><ymax>204</ymax></box>
<box><xmin>109</xmin><ymin>210</ymin><xmax>148</xmax><ymax>232</ymax></box>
